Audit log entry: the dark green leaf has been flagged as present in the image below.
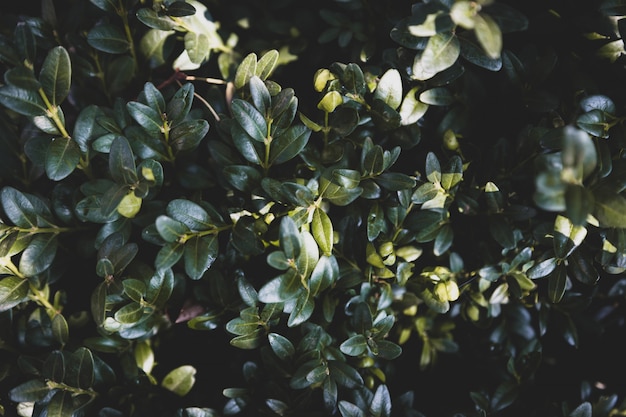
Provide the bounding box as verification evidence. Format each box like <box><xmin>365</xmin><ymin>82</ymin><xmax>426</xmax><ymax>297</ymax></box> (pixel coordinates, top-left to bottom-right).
<box><xmin>43</xmin><ymin>350</ymin><xmax>66</xmax><ymax>382</ymax></box>
<box><xmin>419</xmin><ymin>87</ymin><xmax>455</xmax><ymax>105</ymax></box>
<box><xmin>4</xmin><ymin>66</ymin><xmax>40</xmax><ymax>90</ymax></box>
<box><xmin>375</xmin><ymin>172</ymin><xmax>416</xmax><ymax>191</ymax></box>
<box><xmin>489</xmin><ymin>215</ymin><xmax>516</xmax><ymax>249</ymax></box>
<box><xmin>156</xmin><ymin>216</ymin><xmax>189</xmax><ymax>243</ymax></box>
<box><xmin>339</xmin><ymin>401</ymin><xmax>366</xmax><ymax>417</ymax></box>
<box><xmin>19</xmin><ymin>233</ymin><xmax>58</xmax><ymax>276</ymax></box>
<box><xmin>569</xmin><ymin>402</ymin><xmax>592</xmax><ymax>417</ymax></box>
<box><xmin>1</xmin><ymin>186</ymin><xmax>38</xmax><ymax>227</ymax></box>
<box><xmin>146</xmin><ymin>269</ymin><xmax>175</xmax><ymax>307</ymax></box>
<box><xmin>340</xmin><ymin>334</ymin><xmax>367</xmax><ymax>356</ymax></box>
<box><xmin>123</xmin><ymin>279</ymin><xmax>146</xmax><ymax>303</ymax></box>
<box><xmin>184</xmin><ymin>235</ymin><xmax>218</xmax><ymax>280</ymax></box>
<box><xmin>231</xmin><ymin>124</ymin><xmax>263</xmax><ymax>164</ymax></box>
<box><xmin>8</xmin><ymin>379</ymin><xmax>48</xmax><ymax>402</ymax></box>
<box><xmin>171</xmin><ymin>120</ymin><xmax>210</xmax><ymax>152</ymax></box>
<box><xmin>231</xmin><ymin>216</ymin><xmax>265</xmax><ymax>256</ymax></box>
<box><xmin>459</xmin><ymin>36</ymin><xmax>503</xmax><ymax>71</ymax></box>
<box><xmin>548</xmin><ymin>264</ymin><xmax>567</xmax><ymax>303</ymax></box>
<box><xmin>0</xmin><ymin>85</ymin><xmax>46</xmax><ymax>117</ymax></box>
<box><xmin>109</xmin><ymin>136</ymin><xmax>137</xmax><ymax>184</ymax></box>
<box><xmin>165</xmin><ymin>1</ymin><xmax>196</xmax><ymax>17</ymax></box>
<box><xmin>375</xmin><ymin>340</ymin><xmax>402</xmax><ymax>359</ymax></box>
<box><xmin>74</xmin><ymin>105</ymin><xmax>105</xmax><ymax>153</ymax></box>
<box><xmin>40</xmin><ymin>46</ymin><xmax>71</xmax><ymax>105</ymax></box>
<box><xmin>156</xmin><ymin>242</ymin><xmax>184</xmax><ymax>271</ymax></box>
<box><xmin>370</xmin><ymin>385</ymin><xmax>392</xmax><ymax>417</ymax></box>
<box><xmin>14</xmin><ymin>22</ymin><xmax>36</xmax><ymax>63</ymax></box>
<box><xmin>425</xmin><ymin>152</ymin><xmax>442</xmax><ymax>184</ymax></box>
<box><xmin>565</xmin><ymin>184</ymin><xmax>594</xmax><ymax>226</ymax></box>
<box><xmin>490</xmin><ymin>380</ymin><xmax>518</xmax><ymax>412</ymax></box>
<box><xmin>594</xmin><ymin>191</ymin><xmax>626</xmax><ymax>228</ymax></box>
<box><xmin>223</xmin><ymin>165</ymin><xmax>262</xmax><ymax>193</ymax></box>
<box><xmin>249</xmin><ymin>76</ymin><xmax>271</xmax><ymax>116</ymax></box>
<box><xmin>90</xmin><ymin>0</ymin><xmax>117</xmax><ymax>12</ymax></box>
<box><xmin>600</xmin><ymin>0</ymin><xmax>626</xmax><ymax>16</ymax></box>
<box><xmin>268</xmin><ymin>333</ymin><xmax>295</xmax><ymax>360</ymax></box>
<box><xmin>167</xmin><ymin>83</ymin><xmax>195</xmax><ymax>123</ymax></box>
<box><xmin>127</xmin><ymin>101</ymin><xmax>164</xmax><ymax>136</ymax></box>
<box><xmin>433</xmin><ymin>224</ymin><xmax>453</xmax><ymax>256</ymax></box>
<box><xmin>66</xmin><ymin>347</ymin><xmax>95</xmax><ymax>389</ymax></box>
<box><xmin>51</xmin><ymin>314</ymin><xmax>69</xmax><ymax>345</ymax></box>
<box><xmin>269</xmin><ymin>124</ymin><xmax>311</xmax><ymax>165</ymax></box>
<box><xmin>230</xmin><ymin>328</ymin><xmax>263</xmax><ymax>349</ymax></box>
<box><xmin>527</xmin><ymin>257</ymin><xmax>557</xmax><ymax>279</ymax></box>
<box><xmin>87</xmin><ymin>24</ymin><xmax>130</xmax><ymax>54</ymax></box>
<box><xmin>280</xmin><ymin>216</ymin><xmax>301</xmax><ymax>259</ymax></box>
<box><xmin>576</xmin><ymin>109</ymin><xmax>609</xmax><ymax>138</ymax></box>
<box><xmin>136</xmin><ymin>8</ymin><xmax>179</xmax><ymax>31</ymax></box>
<box><xmin>414</xmin><ymin>32</ymin><xmax>461</xmax><ymax>80</ymax></box>
<box><xmin>231</xmin><ymin>99</ymin><xmax>267</xmax><ymax>143</ymax></box>
<box><xmin>167</xmin><ymin>199</ymin><xmax>212</xmax><ymax>231</ymax></box>
<box><xmin>288</xmin><ymin>294</ymin><xmax>314</xmax><ymax>327</ymax></box>
<box><xmin>45</xmin><ymin>138</ymin><xmax>81</xmax><ymax>181</ymax></box>
<box><xmin>47</xmin><ymin>390</ymin><xmax>75</xmax><ymax>417</ymax></box>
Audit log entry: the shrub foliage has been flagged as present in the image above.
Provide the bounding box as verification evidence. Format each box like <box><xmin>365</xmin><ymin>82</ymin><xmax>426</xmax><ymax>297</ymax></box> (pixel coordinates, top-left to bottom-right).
<box><xmin>1</xmin><ymin>0</ymin><xmax>626</xmax><ymax>416</ymax></box>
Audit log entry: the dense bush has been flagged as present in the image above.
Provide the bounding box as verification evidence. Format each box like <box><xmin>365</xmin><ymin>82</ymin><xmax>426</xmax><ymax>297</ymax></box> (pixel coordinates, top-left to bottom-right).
<box><xmin>2</xmin><ymin>0</ymin><xmax>626</xmax><ymax>416</ymax></box>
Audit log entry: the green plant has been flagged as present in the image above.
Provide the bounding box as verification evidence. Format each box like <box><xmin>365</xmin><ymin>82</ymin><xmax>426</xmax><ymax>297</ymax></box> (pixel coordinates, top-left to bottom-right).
<box><xmin>2</xmin><ymin>0</ymin><xmax>626</xmax><ymax>416</ymax></box>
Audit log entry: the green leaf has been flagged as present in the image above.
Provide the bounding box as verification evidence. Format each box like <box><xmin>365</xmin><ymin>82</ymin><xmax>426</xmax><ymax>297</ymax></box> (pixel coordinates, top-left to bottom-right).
<box><xmin>569</xmin><ymin>402</ymin><xmax>592</xmax><ymax>417</ymax></box>
<box><xmin>40</xmin><ymin>46</ymin><xmax>71</xmax><ymax>105</ymax></box>
<box><xmin>576</xmin><ymin>109</ymin><xmax>610</xmax><ymax>138</ymax></box>
<box><xmin>8</xmin><ymin>379</ymin><xmax>49</xmax><ymax>402</ymax></box>
<box><xmin>374</xmin><ymin>69</ymin><xmax>402</xmax><ymax>110</ymax></box>
<box><xmin>47</xmin><ymin>390</ymin><xmax>75</xmax><ymax>417</ymax></box>
<box><xmin>489</xmin><ymin>216</ymin><xmax>516</xmax><ymax>250</ymax></box>
<box><xmin>269</xmin><ymin>124</ymin><xmax>311</xmax><ymax>165</ymax></box>
<box><xmin>399</xmin><ymin>87</ymin><xmax>429</xmax><ymax>125</ymax></box>
<box><xmin>474</xmin><ymin>13</ymin><xmax>502</xmax><ymax>59</ymax></box>
<box><xmin>156</xmin><ymin>242</ymin><xmax>185</xmax><ymax>271</ymax></box>
<box><xmin>375</xmin><ymin>172</ymin><xmax>416</xmax><ymax>191</ymax></box>
<box><xmin>234</xmin><ymin>52</ymin><xmax>257</xmax><ymax>89</ymax></box>
<box><xmin>156</xmin><ymin>216</ymin><xmax>190</xmax><ymax>243</ymax></box>
<box><xmin>340</xmin><ymin>334</ymin><xmax>368</xmax><ymax>356</ymax></box>
<box><xmin>318</xmin><ymin>91</ymin><xmax>343</xmax><ymax>113</ymax></box>
<box><xmin>127</xmin><ymin>101</ymin><xmax>164</xmax><ymax>136</ymax></box>
<box><xmin>433</xmin><ymin>224</ymin><xmax>453</xmax><ymax>256</ymax></box>
<box><xmin>0</xmin><ymin>85</ymin><xmax>46</xmax><ymax>117</ymax></box>
<box><xmin>226</xmin><ymin>317</ymin><xmax>260</xmax><ymax>336</ymax></box>
<box><xmin>288</xmin><ymin>294</ymin><xmax>314</xmax><ymax>327</ymax></box>
<box><xmin>223</xmin><ymin>165</ymin><xmax>262</xmax><ymax>193</ymax></box>
<box><xmin>1</xmin><ymin>186</ymin><xmax>38</xmax><ymax>227</ymax></box>
<box><xmin>123</xmin><ymin>279</ymin><xmax>146</xmax><ymax>303</ymax></box>
<box><xmin>565</xmin><ymin>184</ymin><xmax>594</xmax><ymax>227</ymax></box>
<box><xmin>4</xmin><ymin>66</ymin><xmax>41</xmax><ymax>90</ymax></box>
<box><xmin>425</xmin><ymin>152</ymin><xmax>442</xmax><ymax>184</ymax></box>
<box><xmin>146</xmin><ymin>269</ymin><xmax>175</xmax><ymax>307</ymax></box>
<box><xmin>140</xmin><ymin>29</ymin><xmax>174</xmax><ymax>68</ymax></box>
<box><xmin>87</xmin><ymin>24</ymin><xmax>130</xmax><ymax>54</ymax></box>
<box><xmin>413</xmin><ymin>32</ymin><xmax>461</xmax><ymax>80</ymax></box>
<box><xmin>249</xmin><ymin>76</ymin><xmax>271</xmax><ymax>116</ymax></box>
<box><xmin>339</xmin><ymin>401</ymin><xmax>366</xmax><ymax>417</ymax></box>
<box><xmin>136</xmin><ymin>8</ymin><xmax>179</xmax><ymax>30</ymax></box>
<box><xmin>115</xmin><ymin>302</ymin><xmax>144</xmax><ymax>324</ymax></box>
<box><xmin>375</xmin><ymin>340</ymin><xmax>402</xmax><ymax>360</ymax></box>
<box><xmin>419</xmin><ymin>87</ymin><xmax>455</xmax><ymax>106</ymax></box>
<box><xmin>90</xmin><ymin>0</ymin><xmax>117</xmax><ymax>12</ymax></box>
<box><xmin>0</xmin><ymin>276</ymin><xmax>29</xmax><ymax>312</ymax></box>
<box><xmin>370</xmin><ymin>385</ymin><xmax>392</xmax><ymax>417</ymax></box>
<box><xmin>312</xmin><ymin>208</ymin><xmax>333</xmax><ymax>256</ymax></box>
<box><xmin>230</xmin><ymin>328</ymin><xmax>263</xmax><ymax>349</ymax></box>
<box><xmin>19</xmin><ymin>233</ymin><xmax>58</xmax><ymax>276</ymax></box>
<box><xmin>109</xmin><ymin>136</ymin><xmax>137</xmax><ymax>185</ymax></box>
<box><xmin>527</xmin><ymin>257</ymin><xmax>557</xmax><ymax>279</ymax></box>
<box><xmin>162</xmin><ymin>365</ymin><xmax>196</xmax><ymax>396</ymax></box>
<box><xmin>280</xmin><ymin>216</ymin><xmax>301</xmax><ymax>259</ymax></box>
<box><xmin>548</xmin><ymin>264</ymin><xmax>567</xmax><ymax>303</ymax></box>
<box><xmin>171</xmin><ymin>120</ymin><xmax>210</xmax><ymax>152</ymax></box>
<box><xmin>231</xmin><ymin>124</ymin><xmax>263</xmax><ymax>164</ymax></box>
<box><xmin>594</xmin><ymin>191</ymin><xmax>626</xmax><ymax>228</ymax></box>
<box><xmin>43</xmin><ymin>350</ymin><xmax>66</xmax><ymax>382</ymax></box>
<box><xmin>231</xmin><ymin>99</ymin><xmax>267</xmax><ymax>142</ymax></box>
<box><xmin>167</xmin><ymin>83</ymin><xmax>195</xmax><ymax>123</ymax></box>
<box><xmin>45</xmin><ymin>138</ymin><xmax>81</xmax><ymax>181</ymax></box>
<box><xmin>184</xmin><ymin>31</ymin><xmax>210</xmax><ymax>64</ymax></box>
<box><xmin>73</xmin><ymin>105</ymin><xmax>105</xmax><ymax>153</ymax></box>
<box><xmin>256</xmin><ymin>49</ymin><xmax>279</xmax><ymax>80</ymax></box>
<box><xmin>184</xmin><ymin>235</ymin><xmax>218</xmax><ymax>280</ymax></box>
<box><xmin>51</xmin><ymin>314</ymin><xmax>69</xmax><ymax>345</ymax></box>
<box><xmin>15</xmin><ymin>22</ymin><xmax>36</xmax><ymax>63</ymax></box>
<box><xmin>167</xmin><ymin>199</ymin><xmax>212</xmax><ymax>231</ymax></box>
<box><xmin>66</xmin><ymin>347</ymin><xmax>95</xmax><ymax>389</ymax></box>
<box><xmin>165</xmin><ymin>1</ymin><xmax>196</xmax><ymax>17</ymax></box>
<box><xmin>268</xmin><ymin>332</ymin><xmax>295</xmax><ymax>360</ymax></box>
